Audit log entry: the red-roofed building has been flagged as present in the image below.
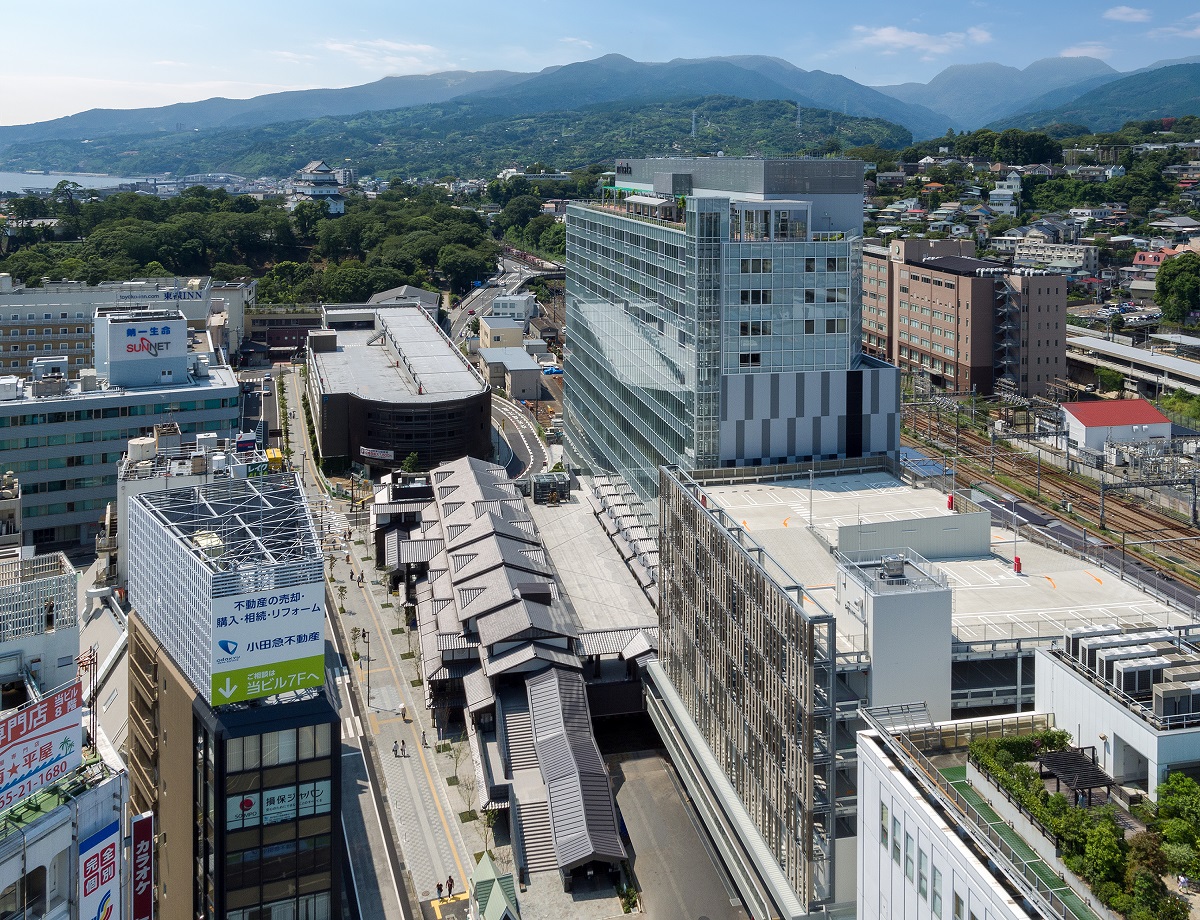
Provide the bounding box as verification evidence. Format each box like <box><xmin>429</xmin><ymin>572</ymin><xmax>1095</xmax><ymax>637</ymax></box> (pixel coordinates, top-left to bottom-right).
<box><xmin>1061</xmin><ymin>398</ymin><xmax>1171</xmax><ymax>450</ymax></box>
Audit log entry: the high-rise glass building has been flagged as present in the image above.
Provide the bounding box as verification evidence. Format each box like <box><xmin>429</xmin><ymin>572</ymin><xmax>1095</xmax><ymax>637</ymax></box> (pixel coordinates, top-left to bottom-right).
<box><xmin>564</xmin><ymin>158</ymin><xmax>899</xmax><ymax>511</ymax></box>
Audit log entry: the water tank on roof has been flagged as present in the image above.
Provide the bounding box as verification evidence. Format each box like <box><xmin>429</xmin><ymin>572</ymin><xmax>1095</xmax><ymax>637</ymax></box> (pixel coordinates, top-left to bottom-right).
<box><xmin>880</xmin><ymin>554</ymin><xmax>906</xmax><ymax>580</ymax></box>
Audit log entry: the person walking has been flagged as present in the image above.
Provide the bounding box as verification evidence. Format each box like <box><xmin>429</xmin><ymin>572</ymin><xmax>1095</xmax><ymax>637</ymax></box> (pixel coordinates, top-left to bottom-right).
<box><xmin>400</xmin><ymin>739</ymin><xmax>406</xmax><ymax>757</ymax></box>
<box><xmin>399</xmin><ymin>701</ymin><xmax>407</xmax><ymax>722</ymax></box>
<box><xmin>446</xmin><ymin>876</ymin><xmax>454</xmax><ymax>897</ymax></box>
<box><xmin>436</xmin><ymin>882</ymin><xmax>443</xmax><ymax>900</ymax></box>
<box><xmin>392</xmin><ymin>741</ymin><xmax>399</xmax><ymax>758</ymax></box>
<box><xmin>422</xmin><ymin>730</ymin><xmax>428</xmax><ymax>748</ymax></box>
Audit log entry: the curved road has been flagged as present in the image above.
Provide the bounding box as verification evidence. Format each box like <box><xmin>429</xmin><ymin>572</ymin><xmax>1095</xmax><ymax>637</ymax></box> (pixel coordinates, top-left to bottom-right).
<box><xmin>492</xmin><ymin>397</ymin><xmax>547</xmax><ymax>478</ymax></box>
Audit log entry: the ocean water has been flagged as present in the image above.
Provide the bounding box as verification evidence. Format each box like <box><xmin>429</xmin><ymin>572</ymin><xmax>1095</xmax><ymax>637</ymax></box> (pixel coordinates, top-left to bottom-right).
<box><xmin>0</xmin><ymin>170</ymin><xmax>149</xmax><ymax>193</ymax></box>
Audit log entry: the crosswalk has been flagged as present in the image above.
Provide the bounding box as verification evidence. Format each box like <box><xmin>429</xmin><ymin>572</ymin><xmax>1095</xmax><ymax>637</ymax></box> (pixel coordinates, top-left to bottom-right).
<box><xmin>342</xmin><ymin>713</ymin><xmax>363</xmax><ymax>741</ymax></box>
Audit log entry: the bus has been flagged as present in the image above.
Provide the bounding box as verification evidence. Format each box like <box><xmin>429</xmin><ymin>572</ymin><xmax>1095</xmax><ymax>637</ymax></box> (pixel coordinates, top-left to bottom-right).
<box><xmin>265</xmin><ymin>448</ymin><xmax>283</xmax><ymax>472</ymax></box>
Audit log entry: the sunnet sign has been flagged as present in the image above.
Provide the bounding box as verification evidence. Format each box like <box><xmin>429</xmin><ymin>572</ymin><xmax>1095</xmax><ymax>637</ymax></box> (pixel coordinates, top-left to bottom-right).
<box><xmin>107</xmin><ymin>318</ymin><xmax>184</xmax><ymax>364</ymax></box>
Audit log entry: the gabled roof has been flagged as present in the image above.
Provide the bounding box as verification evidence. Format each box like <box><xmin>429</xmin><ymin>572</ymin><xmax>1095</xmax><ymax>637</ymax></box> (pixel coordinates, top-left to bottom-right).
<box><xmin>472</xmin><ymin>851</ymin><xmax>520</xmax><ymax>920</ymax></box>
<box><xmin>477</xmin><ymin>598</ymin><xmax>578</xmax><ymax>648</ymax></box>
<box><xmin>527</xmin><ymin>668</ymin><xmax>626</xmax><ymax>870</ymax></box>
<box><xmin>1061</xmin><ymin>398</ymin><xmax>1170</xmax><ymax>428</ymax></box>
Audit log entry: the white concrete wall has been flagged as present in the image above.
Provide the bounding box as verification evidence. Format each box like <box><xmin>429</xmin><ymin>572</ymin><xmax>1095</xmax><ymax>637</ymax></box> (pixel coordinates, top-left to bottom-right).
<box><xmin>838</xmin><ymin>511</ymin><xmax>990</xmax><ymax>560</ymax></box>
<box><xmin>1064</xmin><ymin>413</ymin><xmax>1173</xmax><ymax>452</ymax></box>
<box><xmin>1033</xmin><ymin>648</ymin><xmax>1200</xmax><ymax>797</ymax></box>
<box><xmin>834</xmin><ymin>570</ymin><xmax>953</xmax><ymax>720</ymax></box>
<box><xmin>858</xmin><ymin>731</ymin><xmax>1027</xmax><ymax>920</ymax></box>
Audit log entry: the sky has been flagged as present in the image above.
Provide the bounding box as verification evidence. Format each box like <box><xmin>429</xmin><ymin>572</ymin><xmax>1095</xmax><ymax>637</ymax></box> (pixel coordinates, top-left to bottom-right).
<box><xmin>3</xmin><ymin>0</ymin><xmax>1199</xmax><ymax>126</ymax></box>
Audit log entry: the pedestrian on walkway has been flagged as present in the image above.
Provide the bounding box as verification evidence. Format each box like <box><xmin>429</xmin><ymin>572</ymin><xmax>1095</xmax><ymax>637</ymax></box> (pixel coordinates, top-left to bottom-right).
<box><xmin>422</xmin><ymin>730</ymin><xmax>428</xmax><ymax>747</ymax></box>
<box><xmin>392</xmin><ymin>741</ymin><xmax>399</xmax><ymax>758</ymax></box>
<box><xmin>400</xmin><ymin>739</ymin><xmax>406</xmax><ymax>757</ymax></box>
<box><xmin>436</xmin><ymin>882</ymin><xmax>443</xmax><ymax>900</ymax></box>
<box><xmin>399</xmin><ymin>702</ymin><xmax>407</xmax><ymax>722</ymax></box>
<box><xmin>446</xmin><ymin>875</ymin><xmax>454</xmax><ymax>897</ymax></box>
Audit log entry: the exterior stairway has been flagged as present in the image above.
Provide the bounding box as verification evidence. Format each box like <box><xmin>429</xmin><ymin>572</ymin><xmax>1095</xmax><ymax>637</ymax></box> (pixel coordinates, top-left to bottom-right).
<box><xmin>515</xmin><ymin>799</ymin><xmax>557</xmax><ymax>873</ymax></box>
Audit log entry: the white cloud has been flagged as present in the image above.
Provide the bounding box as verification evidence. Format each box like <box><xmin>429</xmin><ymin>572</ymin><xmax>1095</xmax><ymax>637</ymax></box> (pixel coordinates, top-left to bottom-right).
<box><xmin>322</xmin><ymin>39</ymin><xmax>449</xmax><ymax>73</ymax></box>
<box><xmin>1060</xmin><ymin>42</ymin><xmax>1113</xmax><ymax>58</ymax></box>
<box><xmin>559</xmin><ymin>37</ymin><xmax>593</xmax><ymax>49</ymax></box>
<box><xmin>266</xmin><ymin>50</ymin><xmax>317</xmax><ymax>65</ymax></box>
<box><xmin>848</xmin><ymin>24</ymin><xmax>992</xmax><ymax>61</ymax></box>
<box><xmin>1103</xmin><ymin>6</ymin><xmax>1151</xmax><ymax>22</ymax></box>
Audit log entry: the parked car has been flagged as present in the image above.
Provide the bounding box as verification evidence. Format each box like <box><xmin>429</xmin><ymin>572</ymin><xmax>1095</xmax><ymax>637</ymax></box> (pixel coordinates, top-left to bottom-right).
<box><xmin>542</xmin><ymin>367</ymin><xmax>563</xmax><ymax>375</ymax></box>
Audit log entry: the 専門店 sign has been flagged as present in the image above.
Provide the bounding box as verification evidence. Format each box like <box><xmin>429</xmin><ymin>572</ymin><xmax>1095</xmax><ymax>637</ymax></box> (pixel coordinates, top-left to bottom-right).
<box><xmin>0</xmin><ymin>681</ymin><xmax>82</xmax><ymax>812</ymax></box>
<box><xmin>210</xmin><ymin>582</ymin><xmax>325</xmax><ymax>704</ymax></box>
<box><xmin>79</xmin><ymin>819</ymin><xmax>122</xmax><ymax>920</ymax></box>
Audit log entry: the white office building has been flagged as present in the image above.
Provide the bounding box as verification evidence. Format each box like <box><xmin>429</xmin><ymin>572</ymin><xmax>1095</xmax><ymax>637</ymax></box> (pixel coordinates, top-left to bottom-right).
<box><xmin>489</xmin><ymin>293</ymin><xmax>538</xmax><ymax>321</ymax></box>
<box><xmin>0</xmin><ymin>310</ymin><xmax>240</xmax><ymax>547</ymax></box>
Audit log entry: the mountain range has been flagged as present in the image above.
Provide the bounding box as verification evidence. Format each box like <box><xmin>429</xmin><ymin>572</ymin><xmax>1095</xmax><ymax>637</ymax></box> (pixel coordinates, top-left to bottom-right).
<box><xmin>3</xmin><ymin>52</ymin><xmax>1200</xmax><ymax>177</ymax></box>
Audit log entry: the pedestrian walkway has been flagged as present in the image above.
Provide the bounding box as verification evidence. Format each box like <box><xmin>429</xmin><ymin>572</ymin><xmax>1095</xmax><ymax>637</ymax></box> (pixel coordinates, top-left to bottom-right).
<box><xmin>942</xmin><ymin>767</ymin><xmax>1100</xmax><ymax>920</ymax></box>
<box><xmin>281</xmin><ymin>367</ymin><xmax>505</xmax><ymax>910</ymax></box>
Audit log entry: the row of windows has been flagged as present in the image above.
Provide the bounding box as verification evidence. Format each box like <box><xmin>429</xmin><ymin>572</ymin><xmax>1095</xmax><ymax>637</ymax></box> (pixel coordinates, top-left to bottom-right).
<box><xmin>23</xmin><ymin>498</ymin><xmax>107</xmax><ymax>517</ymax></box>
<box><xmin>227</xmin><ymin>725</ymin><xmax>334</xmax><ymax>772</ymax></box>
<box><xmin>0</xmin><ymin>398</ymin><xmax>236</xmax><ymax>427</ymax></box>
<box><xmin>740</xmin><ymin>290</ymin><xmax>773</xmax><ymax>305</ymax></box>
<box><xmin>226</xmin><ymin>891</ymin><xmax>331</xmax><ymax>920</ymax></box>
<box><xmin>4</xmin><ymin>327</ymin><xmax>86</xmax><ymax>336</ymax></box>
<box><xmin>739</xmin><ymin>321</ymin><xmax>772</xmax><ymax>337</ymax></box>
<box><xmin>740</xmin><ymin>258</ymin><xmax>773</xmax><ymax>274</ymax></box>
<box><xmin>882</xmin><ymin>803</ymin><xmax>953</xmax><ymax>918</ymax></box>
<box><xmin>6</xmin><ymin>312</ymin><xmax>87</xmax><ymax>321</ymax></box>
<box><xmin>8</xmin><ymin>343</ymin><xmax>87</xmax><ymax>352</ymax></box>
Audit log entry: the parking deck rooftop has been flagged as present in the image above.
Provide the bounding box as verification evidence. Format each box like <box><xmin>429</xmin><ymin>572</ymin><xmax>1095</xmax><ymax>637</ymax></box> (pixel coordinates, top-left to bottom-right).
<box><xmin>702</xmin><ymin>471</ymin><xmax>1194</xmax><ymax>655</ymax></box>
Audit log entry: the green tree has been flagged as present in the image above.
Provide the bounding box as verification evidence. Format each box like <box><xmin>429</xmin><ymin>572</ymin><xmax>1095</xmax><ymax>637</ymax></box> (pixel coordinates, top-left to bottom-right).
<box><xmin>292</xmin><ymin>200</ymin><xmax>330</xmax><ymax>240</ymax></box>
<box><xmin>1083</xmin><ymin>819</ymin><xmax>1126</xmax><ymax>888</ymax></box>
<box><xmin>401</xmin><ymin>452</ymin><xmax>419</xmax><ymax>472</ymax></box>
<box><xmin>437</xmin><ymin>243</ymin><xmax>494</xmax><ymax>294</ymax></box>
<box><xmin>1156</xmin><ymin>252</ymin><xmax>1200</xmax><ymax>324</ymax></box>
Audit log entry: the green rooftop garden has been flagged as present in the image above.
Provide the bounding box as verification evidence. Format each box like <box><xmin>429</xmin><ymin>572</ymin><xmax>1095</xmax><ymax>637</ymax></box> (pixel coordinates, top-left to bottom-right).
<box><xmin>970</xmin><ymin>731</ymin><xmax>1190</xmax><ymax>920</ymax></box>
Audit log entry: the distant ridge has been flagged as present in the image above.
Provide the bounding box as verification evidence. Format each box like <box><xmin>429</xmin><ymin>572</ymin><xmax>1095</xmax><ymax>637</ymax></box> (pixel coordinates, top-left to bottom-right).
<box><xmin>986</xmin><ymin>63</ymin><xmax>1200</xmax><ymax>132</ymax></box>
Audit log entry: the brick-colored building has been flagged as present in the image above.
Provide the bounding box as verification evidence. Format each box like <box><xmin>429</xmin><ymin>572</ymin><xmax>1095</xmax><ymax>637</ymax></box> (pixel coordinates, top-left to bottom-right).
<box><xmin>863</xmin><ymin>239</ymin><xmax>1066</xmax><ymax>397</ymax></box>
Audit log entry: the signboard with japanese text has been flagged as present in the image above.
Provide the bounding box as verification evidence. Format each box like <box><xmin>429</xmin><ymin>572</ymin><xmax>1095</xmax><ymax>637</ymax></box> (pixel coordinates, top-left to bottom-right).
<box><xmin>228</xmin><ymin>781</ymin><xmax>330</xmax><ymax>829</ymax></box>
<box><xmin>211</xmin><ymin>582</ymin><xmax>325</xmax><ymax>705</ymax></box>
<box><xmin>79</xmin><ymin>819</ymin><xmax>121</xmax><ymax>920</ymax></box>
<box><xmin>107</xmin><ymin>317</ymin><xmax>184</xmax><ymax>364</ymax></box>
<box><xmin>131</xmin><ymin>812</ymin><xmax>154</xmax><ymax>920</ymax></box>
<box><xmin>360</xmin><ymin>446</ymin><xmax>395</xmax><ymax>461</ymax></box>
<box><xmin>0</xmin><ymin>682</ymin><xmax>82</xmax><ymax>812</ymax></box>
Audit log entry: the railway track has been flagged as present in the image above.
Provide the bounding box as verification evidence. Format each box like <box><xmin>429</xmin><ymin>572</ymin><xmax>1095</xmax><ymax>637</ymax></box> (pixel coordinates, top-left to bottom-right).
<box><xmin>902</xmin><ymin>408</ymin><xmax>1200</xmax><ymax>587</ymax></box>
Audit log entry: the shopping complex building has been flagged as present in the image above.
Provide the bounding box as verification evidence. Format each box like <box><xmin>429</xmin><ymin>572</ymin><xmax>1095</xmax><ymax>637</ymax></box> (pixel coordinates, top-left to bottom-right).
<box><xmin>563</xmin><ymin>157</ymin><xmax>900</xmax><ymax>515</ymax></box>
<box><xmin>306</xmin><ymin>305</ymin><xmax>491</xmax><ymax>473</ymax></box>
<box><xmin>126</xmin><ymin>473</ymin><xmax>341</xmax><ymax>920</ymax></box>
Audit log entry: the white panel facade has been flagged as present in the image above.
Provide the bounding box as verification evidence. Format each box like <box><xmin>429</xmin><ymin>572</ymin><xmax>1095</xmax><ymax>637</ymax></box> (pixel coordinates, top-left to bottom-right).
<box><xmin>858</xmin><ymin>730</ymin><xmax>1026</xmax><ymax>920</ymax></box>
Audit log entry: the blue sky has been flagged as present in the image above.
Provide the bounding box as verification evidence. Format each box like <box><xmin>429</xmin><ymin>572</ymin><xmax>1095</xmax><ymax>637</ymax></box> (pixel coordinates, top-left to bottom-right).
<box><xmin>3</xmin><ymin>1</ymin><xmax>1197</xmax><ymax>125</ymax></box>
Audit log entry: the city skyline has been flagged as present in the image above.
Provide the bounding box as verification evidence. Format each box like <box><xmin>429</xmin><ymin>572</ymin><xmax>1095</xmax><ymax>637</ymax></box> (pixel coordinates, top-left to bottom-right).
<box><xmin>3</xmin><ymin>1</ymin><xmax>1196</xmax><ymax>126</ymax></box>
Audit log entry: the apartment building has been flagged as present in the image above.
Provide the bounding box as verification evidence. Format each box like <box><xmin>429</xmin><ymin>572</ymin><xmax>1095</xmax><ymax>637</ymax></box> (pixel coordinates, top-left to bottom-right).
<box><xmin>862</xmin><ymin>239</ymin><xmax>1066</xmax><ymax>397</ymax></box>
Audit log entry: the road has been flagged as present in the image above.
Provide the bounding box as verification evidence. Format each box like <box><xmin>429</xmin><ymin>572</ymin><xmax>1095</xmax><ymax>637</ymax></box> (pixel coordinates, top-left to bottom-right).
<box><xmin>492</xmin><ymin>397</ymin><xmax>547</xmax><ymax>478</ymax></box>
<box><xmin>448</xmin><ymin>258</ymin><xmax>539</xmax><ymax>341</ymax></box>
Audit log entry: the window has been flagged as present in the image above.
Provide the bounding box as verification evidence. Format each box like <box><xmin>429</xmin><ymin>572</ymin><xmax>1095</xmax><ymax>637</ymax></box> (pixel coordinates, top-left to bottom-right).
<box><xmin>739</xmin><ymin>321</ymin><xmax>772</xmax><ymax>336</ymax></box>
<box><xmin>919</xmin><ymin>849</ymin><xmax>928</xmax><ymax>899</ymax></box>
<box><xmin>804</xmin><ymin>319</ymin><xmax>816</xmax><ymax>335</ymax></box>
<box><xmin>740</xmin><ymin>289</ymin><xmax>772</xmax><ymax>305</ymax></box>
<box><xmin>892</xmin><ymin>818</ymin><xmax>901</xmax><ymax>865</ymax></box>
<box><xmin>932</xmin><ymin>867</ymin><xmax>943</xmax><ymax>917</ymax></box>
<box><xmin>740</xmin><ymin>258</ymin><xmax>772</xmax><ymax>273</ymax></box>
<box><xmin>738</xmin><ymin>352</ymin><xmax>761</xmax><ymax>368</ymax></box>
<box><xmin>953</xmin><ymin>892</ymin><xmax>964</xmax><ymax>920</ymax></box>
<box><xmin>804</xmin><ymin>289</ymin><xmax>816</xmax><ymax>303</ymax></box>
<box><xmin>905</xmin><ymin>832</ymin><xmax>914</xmax><ymax>881</ymax></box>
<box><xmin>880</xmin><ymin>802</ymin><xmax>889</xmax><ymax>849</ymax></box>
